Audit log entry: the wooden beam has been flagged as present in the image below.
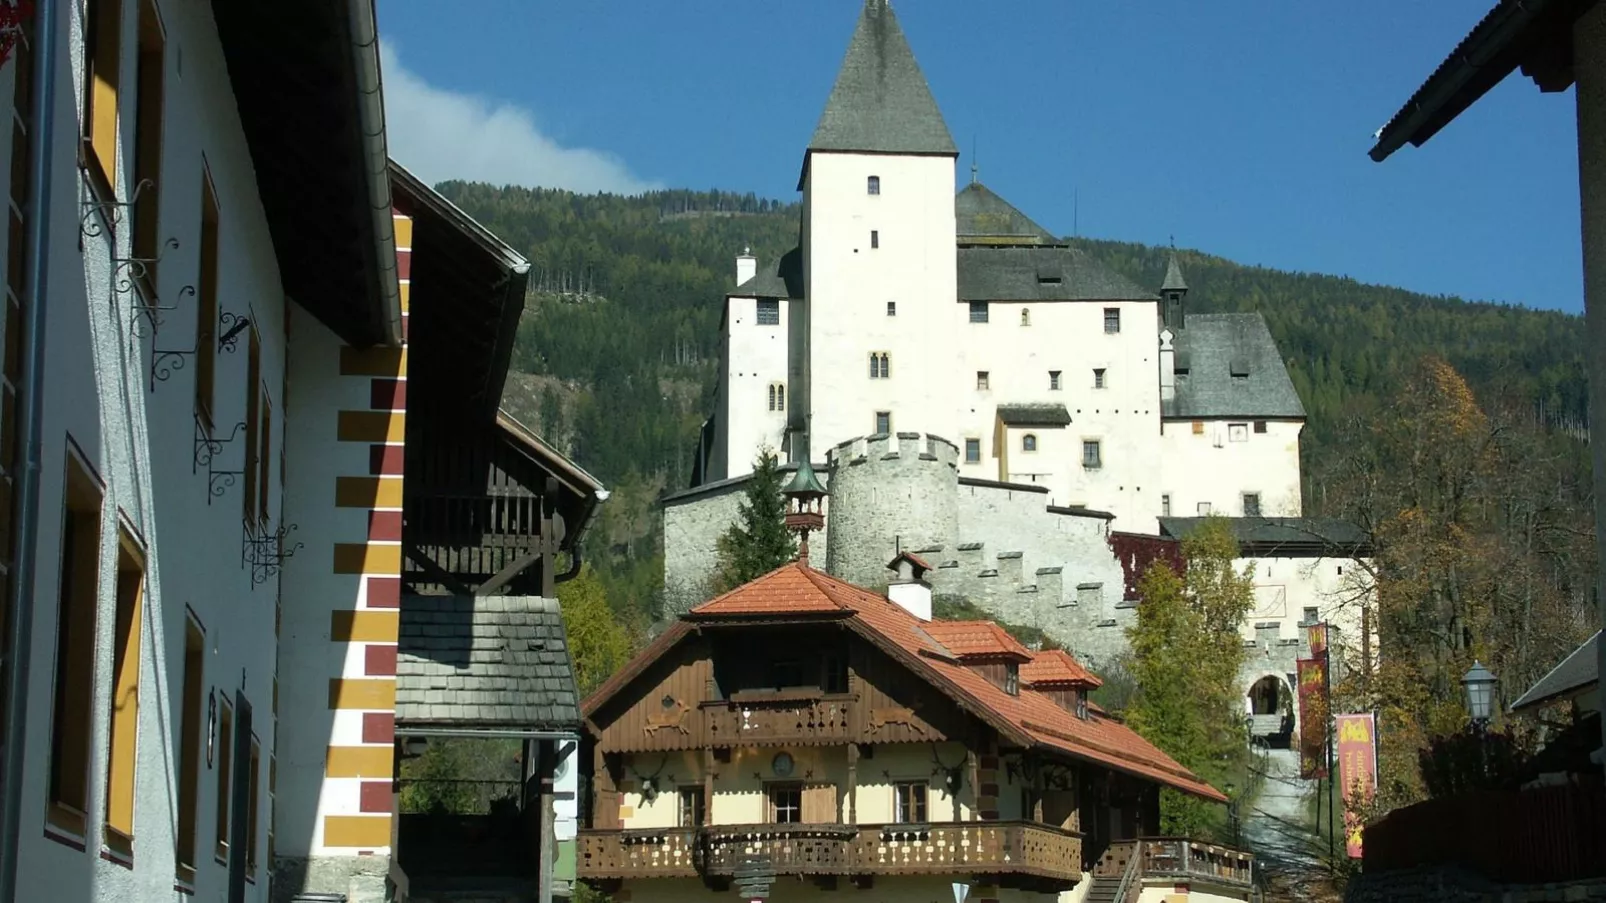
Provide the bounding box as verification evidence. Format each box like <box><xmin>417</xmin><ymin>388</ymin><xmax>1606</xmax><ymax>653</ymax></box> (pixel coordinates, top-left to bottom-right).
<box><xmin>475</xmin><ymin>547</ymin><xmax>544</xmax><ymax>597</ymax></box>
<box><xmin>402</xmin><ymin>543</ymin><xmax>474</xmax><ymax>596</ymax></box>
<box><xmin>846</xmin><ymin>743</ymin><xmax>858</xmax><ymax>825</ymax></box>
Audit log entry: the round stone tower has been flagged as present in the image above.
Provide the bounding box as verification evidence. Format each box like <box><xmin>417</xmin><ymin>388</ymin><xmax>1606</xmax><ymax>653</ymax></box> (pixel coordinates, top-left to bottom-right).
<box><xmin>825</xmin><ymin>432</ymin><xmax>960</xmax><ymax>587</ymax></box>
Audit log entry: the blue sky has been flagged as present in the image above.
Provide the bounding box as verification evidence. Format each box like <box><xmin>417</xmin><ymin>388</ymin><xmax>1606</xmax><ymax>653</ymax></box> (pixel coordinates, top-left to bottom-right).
<box><xmin>378</xmin><ymin>1</ymin><xmax>1584</xmax><ymax>313</ymax></box>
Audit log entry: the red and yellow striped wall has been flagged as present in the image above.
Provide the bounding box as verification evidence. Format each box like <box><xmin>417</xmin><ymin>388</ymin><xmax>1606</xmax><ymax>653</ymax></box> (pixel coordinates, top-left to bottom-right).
<box><xmin>319</xmin><ymin>208</ymin><xmax>411</xmax><ymax>852</ymax></box>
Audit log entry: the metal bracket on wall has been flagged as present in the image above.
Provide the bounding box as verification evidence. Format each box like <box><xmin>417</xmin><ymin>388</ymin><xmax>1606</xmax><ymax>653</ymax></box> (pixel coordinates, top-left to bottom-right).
<box><xmin>112</xmin><ymin>236</ymin><xmax>183</xmax><ymax>340</ymax></box>
<box><xmin>217</xmin><ymin>310</ymin><xmax>250</xmax><ymax>353</ymax></box>
<box><xmin>79</xmin><ymin>177</ymin><xmax>152</xmax><ymax>245</ymax></box>
<box><xmin>194</xmin><ymin>415</ymin><xmax>246</xmax><ymax>505</ymax></box>
<box><xmin>242</xmin><ymin>521</ymin><xmax>302</xmax><ymax>589</ymax></box>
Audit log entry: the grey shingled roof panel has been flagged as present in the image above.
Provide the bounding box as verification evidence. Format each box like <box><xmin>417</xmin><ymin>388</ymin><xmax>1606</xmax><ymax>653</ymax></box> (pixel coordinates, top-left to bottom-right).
<box><xmin>808</xmin><ymin>0</ymin><xmax>958</xmax><ymax>156</ymax></box>
<box><xmin>1159</xmin><ymin>517</ymin><xmax>1370</xmax><ymax>550</ymax></box>
<box><xmin>958</xmin><ymin>246</ymin><xmax>1158</xmax><ymax>302</ymax></box>
<box><xmin>1511</xmin><ymin>631</ymin><xmax>1600</xmax><ymax>712</ymax></box>
<box><xmin>996</xmin><ymin>403</ymin><xmax>1072</xmax><ymax>427</ymax></box>
<box><xmin>1164</xmin><ymin>313</ymin><xmax>1306</xmax><ymax>419</ymax></box>
<box><xmin>732</xmin><ymin>246</ymin><xmax>803</xmax><ymax>300</ymax></box>
<box><xmin>1162</xmin><ymin>253</ymin><xmax>1189</xmax><ymax>292</ymax></box>
<box><xmin>397</xmin><ymin>595</ymin><xmax>580</xmax><ymax>730</ymax></box>
<box><xmin>956</xmin><ymin>183</ymin><xmax>1055</xmax><ymax>242</ymax></box>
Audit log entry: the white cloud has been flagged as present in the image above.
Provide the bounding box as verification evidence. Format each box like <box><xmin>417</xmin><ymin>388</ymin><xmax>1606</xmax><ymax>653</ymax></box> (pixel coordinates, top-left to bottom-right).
<box><xmin>379</xmin><ymin>43</ymin><xmax>659</xmax><ymax>195</ymax></box>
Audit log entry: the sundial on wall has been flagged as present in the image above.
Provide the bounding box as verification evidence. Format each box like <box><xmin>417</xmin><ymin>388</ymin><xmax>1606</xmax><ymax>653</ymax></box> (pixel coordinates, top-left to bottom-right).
<box><xmin>772</xmin><ymin>752</ymin><xmax>794</xmax><ymax>777</ymax></box>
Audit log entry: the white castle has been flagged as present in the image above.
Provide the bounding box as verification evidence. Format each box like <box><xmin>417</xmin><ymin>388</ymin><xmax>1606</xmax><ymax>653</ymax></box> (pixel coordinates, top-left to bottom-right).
<box><xmin>667</xmin><ymin>0</ymin><xmax>1369</xmax><ymax>734</ymax></box>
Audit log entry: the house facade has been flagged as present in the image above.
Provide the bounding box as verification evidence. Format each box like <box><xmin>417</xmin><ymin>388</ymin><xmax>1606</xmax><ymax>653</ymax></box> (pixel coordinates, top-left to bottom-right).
<box><xmin>579</xmin><ymin>556</ymin><xmax>1254</xmax><ymax>903</ymax></box>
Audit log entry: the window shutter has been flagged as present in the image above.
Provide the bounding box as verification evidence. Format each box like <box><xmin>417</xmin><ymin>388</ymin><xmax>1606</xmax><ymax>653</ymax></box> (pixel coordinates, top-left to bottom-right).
<box><xmin>802</xmin><ymin>783</ymin><xmax>837</xmax><ymax>824</ymax></box>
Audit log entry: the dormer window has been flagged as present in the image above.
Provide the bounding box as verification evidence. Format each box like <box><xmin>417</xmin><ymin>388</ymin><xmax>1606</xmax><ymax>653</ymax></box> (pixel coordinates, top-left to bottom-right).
<box><xmin>868</xmin><ymin>175</ymin><xmax>881</xmax><ymax>195</ymax></box>
<box><xmin>1004</xmin><ymin>664</ymin><xmax>1020</xmax><ymax>696</ymax></box>
<box><xmin>1075</xmin><ymin>690</ymin><xmax>1089</xmax><ymax>720</ymax></box>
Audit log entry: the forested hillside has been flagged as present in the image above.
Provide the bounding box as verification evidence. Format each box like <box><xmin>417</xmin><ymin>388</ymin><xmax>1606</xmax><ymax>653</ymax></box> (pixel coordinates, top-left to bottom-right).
<box><xmin>434</xmin><ymin>182</ymin><xmax>1591</xmax><ymax>628</ymax></box>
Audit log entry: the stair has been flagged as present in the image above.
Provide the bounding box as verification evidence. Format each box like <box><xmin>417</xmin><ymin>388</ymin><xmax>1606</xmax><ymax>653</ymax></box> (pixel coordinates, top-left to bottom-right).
<box><xmin>1083</xmin><ymin>874</ymin><xmax>1123</xmax><ymax>903</ymax></box>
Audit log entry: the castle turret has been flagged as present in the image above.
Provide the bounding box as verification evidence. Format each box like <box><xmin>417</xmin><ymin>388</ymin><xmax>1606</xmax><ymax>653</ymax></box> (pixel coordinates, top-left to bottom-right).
<box><xmin>825</xmin><ymin>432</ymin><xmax>959</xmax><ymax>587</ymax></box>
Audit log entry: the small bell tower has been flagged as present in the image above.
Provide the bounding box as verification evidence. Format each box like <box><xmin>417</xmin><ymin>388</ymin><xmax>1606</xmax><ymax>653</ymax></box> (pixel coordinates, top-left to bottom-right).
<box><xmin>782</xmin><ymin>461</ymin><xmax>827</xmax><ymax>566</ymax></box>
<box><xmin>1161</xmin><ymin>245</ymin><xmax>1189</xmax><ymax>331</ymax></box>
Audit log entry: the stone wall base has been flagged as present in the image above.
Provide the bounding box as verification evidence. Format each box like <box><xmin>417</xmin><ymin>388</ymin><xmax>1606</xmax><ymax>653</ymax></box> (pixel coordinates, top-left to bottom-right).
<box><xmin>273</xmin><ymin>855</ymin><xmax>393</xmax><ymax>903</ymax></box>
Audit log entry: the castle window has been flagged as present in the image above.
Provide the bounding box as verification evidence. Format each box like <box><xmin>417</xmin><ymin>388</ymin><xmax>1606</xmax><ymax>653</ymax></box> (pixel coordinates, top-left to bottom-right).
<box><xmin>1022</xmin><ymin>434</ymin><xmax>1037</xmax><ymax>452</ymax></box>
<box><xmin>1081</xmin><ymin>439</ymin><xmax>1102</xmax><ymax>469</ymax></box>
<box><xmin>1192</xmin><ymin>421</ymin><xmax>1205</xmax><ymax>435</ymax></box>
<box><xmin>1242</xmin><ymin>492</ymin><xmax>1262</xmax><ymax>517</ymax></box>
<box><xmin>875</xmin><ymin>411</ymin><xmax>891</xmax><ymax>435</ymax></box>
<box><xmin>1093</xmin><ymin>368</ymin><xmax>1106</xmax><ymax>390</ymax></box>
<box><xmin>756</xmin><ymin>299</ymin><xmax>780</xmax><ymax>325</ymax></box>
<box><xmin>965</xmin><ymin>439</ymin><xmax>981</xmax><ymax>463</ymax></box>
<box><xmin>969</xmin><ymin>301</ymin><xmax>989</xmax><ymax>323</ymax></box>
<box><xmin>1049</xmin><ymin>370</ymin><xmax>1061</xmax><ymax>391</ymax></box>
<box><xmin>870</xmin><ymin>230</ymin><xmax>879</xmax><ymax>249</ymax></box>
<box><xmin>768</xmin><ymin>383</ymin><xmax>785</xmax><ymax>412</ymax></box>
<box><xmin>1197</xmin><ymin>501</ymin><xmax>1213</xmax><ymax>515</ymax></box>
<box><xmin>869</xmin><ymin>352</ymin><xmax>890</xmax><ymax>379</ymax></box>
<box><xmin>867</xmin><ymin>175</ymin><xmax>880</xmax><ymax>195</ymax></box>
<box><xmin>1229</xmin><ymin>423</ymin><xmax>1249</xmax><ymax>442</ymax></box>
<box><xmin>1254</xmin><ymin>420</ymin><xmax>1268</xmax><ymax>434</ymax></box>
<box><xmin>1303</xmin><ymin>607</ymin><xmax>1319</xmax><ymax>625</ymax></box>
<box><xmin>1021</xmin><ymin>308</ymin><xmax>1031</xmax><ymax>326</ymax></box>
<box><xmin>887</xmin><ymin>301</ymin><xmax>896</xmax><ymax>317</ymax></box>
<box><xmin>1104</xmin><ymin>307</ymin><xmax>1121</xmax><ymax>334</ymax></box>
<box><xmin>1161</xmin><ymin>493</ymin><xmax>1171</xmax><ymax>517</ymax></box>
<box><xmin>976</xmin><ymin>371</ymin><xmax>989</xmax><ymax>391</ymax></box>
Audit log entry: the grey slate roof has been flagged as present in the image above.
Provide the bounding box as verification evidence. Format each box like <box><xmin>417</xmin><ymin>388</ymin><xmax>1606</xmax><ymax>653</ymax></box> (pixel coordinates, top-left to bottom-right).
<box><xmin>1511</xmin><ymin>631</ymin><xmax>1600</xmax><ymax>713</ymax></box>
<box><xmin>1158</xmin><ymin>517</ymin><xmax>1372</xmax><ymax>555</ymax></box>
<box><xmin>996</xmin><ymin>403</ymin><xmax>1072</xmax><ymax>427</ymax></box>
<box><xmin>397</xmin><ymin>595</ymin><xmax>580</xmax><ymax>731</ymax></box>
<box><xmin>807</xmin><ymin>0</ymin><xmax>957</xmax><ymax>157</ymax></box>
<box><xmin>732</xmin><ymin>246</ymin><xmax>803</xmax><ymax>300</ymax></box>
<box><xmin>956</xmin><ymin>183</ymin><xmax>1056</xmax><ymax>244</ymax></box>
<box><xmin>958</xmin><ymin>246</ymin><xmax>1157</xmax><ymax>302</ymax></box>
<box><xmin>1162</xmin><ymin>253</ymin><xmax>1188</xmax><ymax>292</ymax></box>
<box><xmin>1165</xmin><ymin>313</ymin><xmax>1306</xmax><ymax>419</ymax></box>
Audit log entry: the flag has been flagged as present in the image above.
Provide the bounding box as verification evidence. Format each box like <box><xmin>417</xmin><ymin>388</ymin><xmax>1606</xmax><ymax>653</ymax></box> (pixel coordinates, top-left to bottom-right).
<box><xmin>1335</xmin><ymin>713</ymin><xmax>1378</xmax><ymax>858</ymax></box>
<box><xmin>1296</xmin><ymin>657</ymin><xmax>1329</xmax><ymax>779</ymax></box>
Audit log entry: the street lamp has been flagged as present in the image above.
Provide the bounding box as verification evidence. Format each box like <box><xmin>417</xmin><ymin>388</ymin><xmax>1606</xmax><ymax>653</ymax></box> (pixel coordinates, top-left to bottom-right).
<box><xmin>1224</xmin><ymin>781</ymin><xmax>1240</xmax><ymax>846</ymax></box>
<box><xmin>1461</xmin><ymin>661</ymin><xmax>1497</xmax><ymax>728</ymax></box>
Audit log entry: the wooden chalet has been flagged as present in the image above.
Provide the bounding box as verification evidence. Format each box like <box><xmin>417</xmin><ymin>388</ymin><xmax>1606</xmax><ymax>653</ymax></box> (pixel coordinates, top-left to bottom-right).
<box><xmin>387</xmin><ymin>163</ymin><xmax>606</xmax><ymax>903</ymax></box>
<box><xmin>578</xmin><ymin>553</ymin><xmax>1253</xmax><ymax>903</ymax></box>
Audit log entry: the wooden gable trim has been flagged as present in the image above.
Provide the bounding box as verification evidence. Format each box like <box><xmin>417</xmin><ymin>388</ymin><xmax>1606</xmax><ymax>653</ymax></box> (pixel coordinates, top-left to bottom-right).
<box><xmin>581</xmin><ymin>621</ymin><xmax>694</xmax><ymax>721</ymax></box>
<box><xmin>1021</xmin><ymin>719</ymin><xmax>1213</xmax><ymax>789</ymax></box>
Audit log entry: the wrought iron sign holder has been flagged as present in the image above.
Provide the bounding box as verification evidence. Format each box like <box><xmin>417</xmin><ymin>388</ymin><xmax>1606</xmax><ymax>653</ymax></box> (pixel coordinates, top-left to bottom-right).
<box><xmin>194</xmin><ymin>416</ymin><xmax>246</xmax><ymax>504</ymax></box>
<box><xmin>150</xmin><ymin>307</ymin><xmax>247</xmax><ymax>392</ymax></box>
<box><xmin>243</xmin><ymin>520</ymin><xmax>302</xmax><ymax>589</ymax></box>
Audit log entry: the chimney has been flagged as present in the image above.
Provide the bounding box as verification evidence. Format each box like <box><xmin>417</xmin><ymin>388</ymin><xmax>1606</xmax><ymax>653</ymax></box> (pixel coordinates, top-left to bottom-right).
<box><xmin>886</xmin><ymin>552</ymin><xmax>933</xmax><ymax>621</ymax></box>
<box><xmin>1159</xmin><ymin>328</ymin><xmax>1176</xmax><ymax>403</ymax></box>
<box><xmin>736</xmin><ymin>247</ymin><xmax>757</xmax><ymax>287</ymax></box>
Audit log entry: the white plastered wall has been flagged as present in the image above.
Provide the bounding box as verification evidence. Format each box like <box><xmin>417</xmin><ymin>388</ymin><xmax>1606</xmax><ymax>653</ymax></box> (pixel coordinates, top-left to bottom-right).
<box><xmin>717</xmin><ymin>294</ymin><xmax>791</xmax><ymax>474</ymax></box>
<box><xmin>1158</xmin><ymin>419</ymin><xmax>1304</xmax><ymax>518</ymax></box>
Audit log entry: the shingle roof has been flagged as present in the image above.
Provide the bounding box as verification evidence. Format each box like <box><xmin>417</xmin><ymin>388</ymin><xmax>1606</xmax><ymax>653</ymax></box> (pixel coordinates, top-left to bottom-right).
<box><xmin>1162</xmin><ymin>252</ymin><xmax>1188</xmax><ymax>292</ymax></box>
<box><xmin>956</xmin><ymin>183</ymin><xmax>1056</xmax><ymax>245</ymax></box>
<box><xmin>1165</xmin><ymin>313</ymin><xmax>1306</xmax><ymax>419</ymax></box>
<box><xmin>731</xmin><ymin>246</ymin><xmax>803</xmax><ymax>300</ymax></box>
<box><xmin>397</xmin><ymin>595</ymin><xmax>580</xmax><ymax>731</ymax></box>
<box><xmin>958</xmin><ymin>246</ymin><xmax>1158</xmax><ymax>303</ymax></box>
<box><xmin>1022</xmin><ymin>649</ymin><xmax>1103</xmax><ymax>690</ymax></box>
<box><xmin>807</xmin><ymin>0</ymin><xmax>958</xmax><ymax>158</ymax></box>
<box><xmin>996</xmin><ymin>403</ymin><xmax>1072</xmax><ymax>427</ymax></box>
<box><xmin>643</xmin><ymin>563</ymin><xmax>1224</xmax><ymax>802</ymax></box>
<box><xmin>920</xmin><ymin>620</ymin><xmax>1034</xmax><ymax>661</ymax></box>
<box><xmin>1511</xmin><ymin>631</ymin><xmax>1600</xmax><ymax>713</ymax></box>
<box><xmin>1158</xmin><ymin>517</ymin><xmax>1371</xmax><ymax>555</ymax></box>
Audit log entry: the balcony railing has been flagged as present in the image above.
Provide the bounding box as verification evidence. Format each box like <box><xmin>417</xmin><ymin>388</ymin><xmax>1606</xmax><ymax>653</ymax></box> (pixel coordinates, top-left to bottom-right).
<box><xmin>1136</xmin><ymin>837</ymin><xmax>1254</xmax><ymax>887</ymax></box>
<box><xmin>579</xmin><ymin>820</ymin><xmax>1084</xmax><ymax>885</ymax></box>
<box><xmin>701</xmin><ymin>693</ymin><xmax>854</xmax><ymax>747</ymax></box>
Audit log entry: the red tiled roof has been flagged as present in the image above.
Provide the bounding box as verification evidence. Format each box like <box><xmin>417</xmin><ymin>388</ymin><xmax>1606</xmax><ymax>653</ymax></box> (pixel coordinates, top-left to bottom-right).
<box><xmin>921</xmin><ymin>620</ymin><xmax>1033</xmax><ymax>661</ymax></box>
<box><xmin>1022</xmin><ymin>648</ymin><xmax>1104</xmax><ymax>689</ymax></box>
<box><xmin>673</xmin><ymin>563</ymin><xmax>1224</xmax><ymax>802</ymax></box>
<box><xmin>887</xmin><ymin>551</ymin><xmax>934</xmax><ymax>572</ymax></box>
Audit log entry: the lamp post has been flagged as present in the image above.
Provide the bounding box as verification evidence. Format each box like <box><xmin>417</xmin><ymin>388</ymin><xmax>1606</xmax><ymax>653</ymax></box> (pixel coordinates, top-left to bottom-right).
<box><xmin>1224</xmin><ymin>781</ymin><xmax>1240</xmax><ymax>847</ymax></box>
<box><xmin>1462</xmin><ymin>660</ymin><xmax>1498</xmax><ymax>780</ymax></box>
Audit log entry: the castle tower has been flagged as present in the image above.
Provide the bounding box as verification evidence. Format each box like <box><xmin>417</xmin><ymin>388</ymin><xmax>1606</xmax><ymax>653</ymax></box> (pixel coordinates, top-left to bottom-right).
<box><xmin>1161</xmin><ymin>249</ymin><xmax>1189</xmax><ymax>331</ymax></box>
<box><xmin>799</xmin><ymin>0</ymin><xmax>961</xmax><ymax>455</ymax></box>
<box><xmin>824</xmin><ymin>432</ymin><xmax>959</xmax><ymax>587</ymax></box>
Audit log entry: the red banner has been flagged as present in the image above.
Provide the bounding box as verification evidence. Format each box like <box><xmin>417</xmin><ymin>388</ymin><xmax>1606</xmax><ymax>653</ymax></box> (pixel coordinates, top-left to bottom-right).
<box><xmin>1335</xmin><ymin>713</ymin><xmax>1378</xmax><ymax>858</ymax></box>
<box><xmin>1308</xmin><ymin>622</ymin><xmax>1328</xmax><ymax>657</ymax></box>
<box><xmin>1297</xmin><ymin>657</ymin><xmax>1329</xmax><ymax>779</ymax></box>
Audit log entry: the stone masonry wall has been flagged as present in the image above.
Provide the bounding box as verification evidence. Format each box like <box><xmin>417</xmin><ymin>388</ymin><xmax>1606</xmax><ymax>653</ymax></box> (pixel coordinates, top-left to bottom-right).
<box><xmin>825</xmin><ymin>432</ymin><xmax>959</xmax><ymax>587</ymax></box>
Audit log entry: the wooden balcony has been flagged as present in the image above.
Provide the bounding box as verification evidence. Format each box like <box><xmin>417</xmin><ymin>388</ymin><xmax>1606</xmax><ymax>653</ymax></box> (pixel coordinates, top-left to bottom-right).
<box><xmin>701</xmin><ymin>692</ymin><xmax>854</xmax><ymax>747</ymax></box>
<box><xmin>1136</xmin><ymin>837</ymin><xmax>1254</xmax><ymax>887</ymax></box>
<box><xmin>578</xmin><ymin>820</ymin><xmax>1083</xmax><ymax>887</ymax></box>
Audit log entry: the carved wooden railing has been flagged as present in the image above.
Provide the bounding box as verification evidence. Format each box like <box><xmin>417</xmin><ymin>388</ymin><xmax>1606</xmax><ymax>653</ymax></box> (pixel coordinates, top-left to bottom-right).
<box><xmin>579</xmin><ymin>820</ymin><xmax>1083</xmax><ymax>883</ymax></box>
<box><xmin>701</xmin><ymin>693</ymin><xmax>854</xmax><ymax>747</ymax></box>
<box><xmin>1137</xmin><ymin>837</ymin><xmax>1254</xmax><ymax>887</ymax></box>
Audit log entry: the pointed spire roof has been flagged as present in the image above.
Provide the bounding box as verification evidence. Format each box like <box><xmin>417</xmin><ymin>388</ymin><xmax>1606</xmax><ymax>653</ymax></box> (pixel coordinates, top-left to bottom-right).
<box><xmin>808</xmin><ymin>0</ymin><xmax>958</xmax><ymax>157</ymax></box>
<box><xmin>1162</xmin><ymin>251</ymin><xmax>1189</xmax><ymax>292</ymax></box>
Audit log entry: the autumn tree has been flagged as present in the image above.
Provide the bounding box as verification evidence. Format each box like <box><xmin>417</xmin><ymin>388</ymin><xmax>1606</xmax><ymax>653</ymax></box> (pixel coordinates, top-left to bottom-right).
<box><xmin>558</xmin><ymin>562</ymin><xmax>635</xmax><ymax>696</ymax></box>
<box><xmin>1126</xmin><ymin>517</ymin><xmax>1256</xmax><ymax>835</ymax></box>
<box><xmin>712</xmin><ymin>448</ymin><xmax>793</xmax><ymax>591</ymax></box>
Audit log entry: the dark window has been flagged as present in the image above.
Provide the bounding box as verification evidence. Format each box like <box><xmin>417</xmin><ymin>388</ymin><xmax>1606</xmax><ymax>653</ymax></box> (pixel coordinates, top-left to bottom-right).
<box><xmin>1303</xmin><ymin>607</ymin><xmax>1319</xmax><ymax>625</ymax></box>
<box><xmin>1075</xmin><ymin>690</ymin><xmax>1089</xmax><ymax>720</ymax></box>
<box><xmin>1004</xmin><ymin>664</ymin><xmax>1020</xmax><ymax>696</ymax></box>
<box><xmin>875</xmin><ymin>411</ymin><xmax>891</xmax><ymax>435</ymax></box>
<box><xmin>887</xmin><ymin>301</ymin><xmax>896</xmax><ymax>317</ymax></box>
<box><xmin>1082</xmin><ymin>440</ymin><xmax>1102</xmax><ymax>469</ymax></box>
<box><xmin>678</xmin><ymin>787</ymin><xmax>705</xmax><ymax>827</ymax></box>
<box><xmin>1021</xmin><ymin>308</ymin><xmax>1031</xmax><ymax>326</ymax></box>
<box><xmin>767</xmin><ymin>383</ymin><xmax>785</xmax><ymax>412</ymax></box>
<box><xmin>822</xmin><ymin>654</ymin><xmax>849</xmax><ymax>695</ymax></box>
<box><xmin>869</xmin><ymin>353</ymin><xmax>890</xmax><ymax>379</ymax></box>
<box><xmin>1104</xmin><ymin>307</ymin><xmax>1121</xmax><ymax>334</ymax></box>
<box><xmin>894</xmin><ymin>782</ymin><xmax>928</xmax><ymax>823</ymax></box>
<box><xmin>769</xmin><ymin>784</ymin><xmax>802</xmax><ymax>824</ymax></box>
<box><xmin>1022</xmin><ymin>434</ymin><xmax>1037</xmax><ymax>452</ymax></box>
<box><xmin>1161</xmin><ymin>494</ymin><xmax>1171</xmax><ymax>517</ymax></box>
<box><xmin>867</xmin><ymin>175</ymin><xmax>880</xmax><ymax>195</ymax></box>
<box><xmin>1049</xmin><ymin>370</ymin><xmax>1061</xmax><ymax>390</ymax></box>
<box><xmin>969</xmin><ymin>301</ymin><xmax>989</xmax><ymax>323</ymax></box>
<box><xmin>976</xmin><ymin>371</ymin><xmax>989</xmax><ymax>391</ymax></box>
<box><xmin>1243</xmin><ymin>493</ymin><xmax>1262</xmax><ymax>517</ymax></box>
<box><xmin>756</xmin><ymin>299</ymin><xmax>780</xmax><ymax>325</ymax></box>
<box><xmin>771</xmin><ymin>660</ymin><xmax>803</xmax><ymax>689</ymax></box>
<box><xmin>965</xmin><ymin>439</ymin><xmax>981</xmax><ymax>463</ymax></box>
<box><xmin>870</xmin><ymin>230</ymin><xmax>879</xmax><ymax>249</ymax></box>
<box><xmin>1093</xmin><ymin>368</ymin><xmax>1106</xmax><ymax>389</ymax></box>
<box><xmin>1254</xmin><ymin>421</ymin><xmax>1268</xmax><ymax>434</ymax></box>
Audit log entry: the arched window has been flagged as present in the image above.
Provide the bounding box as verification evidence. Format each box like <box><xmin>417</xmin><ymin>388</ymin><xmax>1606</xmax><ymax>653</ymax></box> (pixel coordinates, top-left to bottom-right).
<box><xmin>1021</xmin><ymin>308</ymin><xmax>1031</xmax><ymax>326</ymax></box>
<box><xmin>867</xmin><ymin>175</ymin><xmax>881</xmax><ymax>195</ymax></box>
<box><xmin>767</xmin><ymin>383</ymin><xmax>785</xmax><ymax>412</ymax></box>
<box><xmin>1022</xmin><ymin>434</ymin><xmax>1037</xmax><ymax>452</ymax></box>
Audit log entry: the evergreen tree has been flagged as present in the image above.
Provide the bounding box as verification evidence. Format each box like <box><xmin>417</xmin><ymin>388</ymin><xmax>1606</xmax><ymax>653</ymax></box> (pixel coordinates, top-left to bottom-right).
<box><xmin>713</xmin><ymin>448</ymin><xmax>794</xmax><ymax>591</ymax></box>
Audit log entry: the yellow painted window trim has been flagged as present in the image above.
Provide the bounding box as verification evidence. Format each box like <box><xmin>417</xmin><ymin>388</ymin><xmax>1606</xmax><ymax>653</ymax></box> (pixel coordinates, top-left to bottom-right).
<box><xmin>104</xmin><ymin>525</ymin><xmax>145</xmax><ymax>842</ymax></box>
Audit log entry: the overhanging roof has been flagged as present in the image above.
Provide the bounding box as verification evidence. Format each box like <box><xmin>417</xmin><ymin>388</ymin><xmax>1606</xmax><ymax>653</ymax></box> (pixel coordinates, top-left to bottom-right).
<box><xmin>1511</xmin><ymin>630</ymin><xmax>1600</xmax><ymax>712</ymax></box>
<box><xmin>210</xmin><ymin>0</ymin><xmax>400</xmax><ymax>347</ymax></box>
<box><xmin>497</xmin><ymin>411</ymin><xmax>608</xmax><ymax>552</ymax></box>
<box><xmin>1369</xmin><ymin>0</ymin><xmax>1597</xmax><ymax>162</ymax></box>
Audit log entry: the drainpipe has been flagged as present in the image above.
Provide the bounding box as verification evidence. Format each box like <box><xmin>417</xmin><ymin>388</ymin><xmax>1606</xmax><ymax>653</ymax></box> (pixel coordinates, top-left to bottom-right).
<box><xmin>554</xmin><ymin>489</ymin><xmax>610</xmax><ymax>585</ymax></box>
<box><xmin>0</xmin><ymin>0</ymin><xmax>59</xmax><ymax>897</ymax></box>
<box><xmin>346</xmin><ymin>0</ymin><xmax>403</xmax><ymax>346</ymax></box>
